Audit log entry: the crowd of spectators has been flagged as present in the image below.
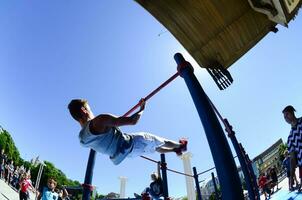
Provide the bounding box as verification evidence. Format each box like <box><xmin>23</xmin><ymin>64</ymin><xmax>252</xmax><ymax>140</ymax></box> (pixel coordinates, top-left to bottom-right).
<box><xmin>0</xmin><ymin>148</ymin><xmax>71</xmax><ymax>200</ymax></box>
<box><xmin>258</xmin><ymin>166</ymin><xmax>280</xmax><ymax>200</ymax></box>
<box><xmin>0</xmin><ymin>149</ymin><xmax>31</xmax><ymax>191</ymax></box>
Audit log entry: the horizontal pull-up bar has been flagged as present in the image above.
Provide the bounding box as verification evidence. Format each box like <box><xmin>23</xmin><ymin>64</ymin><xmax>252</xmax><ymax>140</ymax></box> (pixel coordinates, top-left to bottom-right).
<box><xmin>197</xmin><ymin>155</ymin><xmax>238</xmax><ymax>176</ymax></box>
<box><xmin>141</xmin><ymin>155</ymin><xmax>193</xmax><ymax>177</ymax></box>
<box><xmin>123</xmin><ymin>72</ymin><xmax>179</xmax><ymax>117</ymax></box>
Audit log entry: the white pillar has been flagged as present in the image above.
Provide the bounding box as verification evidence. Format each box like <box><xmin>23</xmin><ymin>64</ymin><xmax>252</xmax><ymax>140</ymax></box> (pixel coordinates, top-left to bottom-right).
<box><xmin>180</xmin><ymin>152</ymin><xmax>195</xmax><ymax>200</ymax></box>
<box><xmin>35</xmin><ymin>161</ymin><xmax>45</xmax><ymax>200</ymax></box>
<box><xmin>119</xmin><ymin>176</ymin><xmax>127</xmax><ymax>198</ymax></box>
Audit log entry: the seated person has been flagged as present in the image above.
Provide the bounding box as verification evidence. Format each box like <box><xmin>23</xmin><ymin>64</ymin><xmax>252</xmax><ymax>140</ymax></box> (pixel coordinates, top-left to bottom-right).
<box><xmin>139</xmin><ymin>163</ymin><xmax>164</xmax><ymax>200</ymax></box>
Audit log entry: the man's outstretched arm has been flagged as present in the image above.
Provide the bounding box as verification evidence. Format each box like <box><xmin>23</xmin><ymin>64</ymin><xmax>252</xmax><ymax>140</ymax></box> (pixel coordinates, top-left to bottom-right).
<box><xmin>90</xmin><ymin>101</ymin><xmax>145</xmax><ymax>133</ymax></box>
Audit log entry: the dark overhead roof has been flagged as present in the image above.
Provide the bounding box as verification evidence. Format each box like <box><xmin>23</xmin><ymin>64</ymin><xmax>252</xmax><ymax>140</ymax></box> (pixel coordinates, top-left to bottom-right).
<box><xmin>136</xmin><ymin>0</ymin><xmax>279</xmax><ymax>69</ymax></box>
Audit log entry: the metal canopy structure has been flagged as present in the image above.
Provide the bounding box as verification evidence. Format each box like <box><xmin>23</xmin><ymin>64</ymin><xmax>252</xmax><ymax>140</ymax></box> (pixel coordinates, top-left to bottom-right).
<box><xmin>135</xmin><ymin>0</ymin><xmax>301</xmax><ymax>69</ymax></box>
<box><xmin>82</xmin><ymin>2</ymin><xmax>301</xmax><ymax>199</ymax></box>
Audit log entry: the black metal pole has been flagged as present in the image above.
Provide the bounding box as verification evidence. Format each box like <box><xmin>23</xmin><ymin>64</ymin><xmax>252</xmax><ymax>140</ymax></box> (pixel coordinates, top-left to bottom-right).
<box><xmin>211</xmin><ymin>172</ymin><xmax>219</xmax><ymax>199</ymax></box>
<box><xmin>193</xmin><ymin>167</ymin><xmax>202</xmax><ymax>200</ymax></box>
<box><xmin>160</xmin><ymin>154</ymin><xmax>169</xmax><ymax>200</ymax></box>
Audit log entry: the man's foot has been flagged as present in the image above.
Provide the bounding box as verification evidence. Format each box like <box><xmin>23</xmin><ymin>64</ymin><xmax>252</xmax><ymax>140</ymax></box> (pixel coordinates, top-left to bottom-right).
<box><xmin>173</xmin><ymin>148</ymin><xmax>183</xmax><ymax>156</ymax></box>
<box><xmin>141</xmin><ymin>193</ymin><xmax>150</xmax><ymax>200</ymax></box>
<box><xmin>179</xmin><ymin>138</ymin><xmax>188</xmax><ymax>151</ymax></box>
<box><xmin>173</xmin><ymin>139</ymin><xmax>188</xmax><ymax>156</ymax></box>
<box><xmin>134</xmin><ymin>193</ymin><xmax>141</xmax><ymax>198</ymax></box>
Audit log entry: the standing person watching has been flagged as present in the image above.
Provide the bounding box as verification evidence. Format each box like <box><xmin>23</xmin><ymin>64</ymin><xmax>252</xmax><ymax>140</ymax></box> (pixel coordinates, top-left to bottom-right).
<box><xmin>283</xmin><ymin>105</ymin><xmax>302</xmax><ymax>190</ymax></box>
<box><xmin>0</xmin><ymin>149</ymin><xmax>7</xmax><ymax>179</ymax></box>
<box><xmin>283</xmin><ymin>150</ymin><xmax>299</xmax><ymax>190</ymax></box>
<box><xmin>6</xmin><ymin>160</ymin><xmax>14</xmax><ymax>184</ymax></box>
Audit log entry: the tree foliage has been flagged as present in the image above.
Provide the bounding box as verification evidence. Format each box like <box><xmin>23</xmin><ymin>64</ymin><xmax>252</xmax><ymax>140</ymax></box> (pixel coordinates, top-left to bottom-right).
<box><xmin>0</xmin><ymin>128</ymin><xmax>22</xmax><ymax>165</ymax></box>
<box><xmin>278</xmin><ymin>142</ymin><xmax>287</xmax><ymax>162</ymax></box>
<box><xmin>30</xmin><ymin>161</ymin><xmax>81</xmax><ymax>190</ymax></box>
<box><xmin>0</xmin><ymin>126</ymin><xmax>83</xmax><ymax>192</ymax></box>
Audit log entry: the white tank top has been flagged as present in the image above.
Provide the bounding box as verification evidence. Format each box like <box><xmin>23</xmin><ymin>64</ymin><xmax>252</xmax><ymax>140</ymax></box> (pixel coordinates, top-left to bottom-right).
<box><xmin>79</xmin><ymin>121</ymin><xmax>133</xmax><ymax>164</ymax></box>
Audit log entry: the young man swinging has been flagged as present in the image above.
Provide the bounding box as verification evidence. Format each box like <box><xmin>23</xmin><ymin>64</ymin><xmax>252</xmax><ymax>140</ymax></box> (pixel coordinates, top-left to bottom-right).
<box><xmin>68</xmin><ymin>99</ymin><xmax>187</xmax><ymax>165</ymax></box>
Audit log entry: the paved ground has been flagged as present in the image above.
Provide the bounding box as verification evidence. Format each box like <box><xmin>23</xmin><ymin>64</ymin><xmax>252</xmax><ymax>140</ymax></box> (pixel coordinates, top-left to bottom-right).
<box><xmin>262</xmin><ymin>178</ymin><xmax>302</xmax><ymax>200</ymax></box>
<box><xmin>259</xmin><ymin>169</ymin><xmax>302</xmax><ymax>200</ymax></box>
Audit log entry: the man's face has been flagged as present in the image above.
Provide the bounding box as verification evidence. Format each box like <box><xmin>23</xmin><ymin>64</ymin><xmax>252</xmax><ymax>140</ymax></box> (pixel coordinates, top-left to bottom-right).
<box><xmin>82</xmin><ymin>104</ymin><xmax>94</xmax><ymax>119</ymax></box>
<box><xmin>84</xmin><ymin>104</ymin><xmax>92</xmax><ymax>114</ymax></box>
<box><xmin>283</xmin><ymin>111</ymin><xmax>295</xmax><ymax>124</ymax></box>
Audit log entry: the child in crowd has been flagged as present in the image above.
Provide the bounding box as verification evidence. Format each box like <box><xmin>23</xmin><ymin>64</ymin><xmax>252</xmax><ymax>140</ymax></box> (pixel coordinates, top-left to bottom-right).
<box><xmin>19</xmin><ymin>173</ymin><xmax>35</xmax><ymax>200</ymax></box>
<box><xmin>258</xmin><ymin>173</ymin><xmax>271</xmax><ymax>200</ymax></box>
<box><xmin>38</xmin><ymin>178</ymin><xmax>63</xmax><ymax>200</ymax></box>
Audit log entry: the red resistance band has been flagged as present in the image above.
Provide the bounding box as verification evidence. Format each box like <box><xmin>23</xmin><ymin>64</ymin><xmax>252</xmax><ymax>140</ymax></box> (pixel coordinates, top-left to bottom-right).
<box><xmin>82</xmin><ymin>183</ymin><xmax>94</xmax><ymax>191</ymax></box>
<box><xmin>123</xmin><ymin>72</ymin><xmax>179</xmax><ymax>117</ymax></box>
<box><xmin>177</xmin><ymin>61</ymin><xmax>192</xmax><ymax>73</ymax></box>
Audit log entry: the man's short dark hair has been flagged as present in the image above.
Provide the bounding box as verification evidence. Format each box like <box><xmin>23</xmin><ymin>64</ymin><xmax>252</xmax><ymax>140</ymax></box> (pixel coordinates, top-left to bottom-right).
<box><xmin>68</xmin><ymin>99</ymin><xmax>88</xmax><ymax>121</ymax></box>
<box><xmin>282</xmin><ymin>105</ymin><xmax>296</xmax><ymax>113</ymax></box>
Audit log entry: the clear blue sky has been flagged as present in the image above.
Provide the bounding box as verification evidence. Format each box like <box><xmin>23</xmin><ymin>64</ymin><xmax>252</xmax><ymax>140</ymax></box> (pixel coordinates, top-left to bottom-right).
<box><xmin>0</xmin><ymin>1</ymin><xmax>301</xmax><ymax>198</ymax></box>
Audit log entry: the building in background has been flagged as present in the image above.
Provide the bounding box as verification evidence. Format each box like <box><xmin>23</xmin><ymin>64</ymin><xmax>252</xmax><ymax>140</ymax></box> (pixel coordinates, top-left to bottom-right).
<box><xmin>200</xmin><ymin>176</ymin><xmax>220</xmax><ymax>200</ymax></box>
<box><xmin>252</xmin><ymin>138</ymin><xmax>284</xmax><ymax>177</ymax></box>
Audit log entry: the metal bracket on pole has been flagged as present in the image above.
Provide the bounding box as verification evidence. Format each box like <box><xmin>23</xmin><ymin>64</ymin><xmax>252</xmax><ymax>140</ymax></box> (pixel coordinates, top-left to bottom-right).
<box><xmin>206</xmin><ymin>64</ymin><xmax>233</xmax><ymax>90</ymax></box>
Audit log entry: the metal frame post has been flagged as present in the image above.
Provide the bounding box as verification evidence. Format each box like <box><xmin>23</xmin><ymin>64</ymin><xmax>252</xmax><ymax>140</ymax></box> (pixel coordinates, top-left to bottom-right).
<box><xmin>225</xmin><ymin>119</ymin><xmax>257</xmax><ymax>200</ymax></box>
<box><xmin>160</xmin><ymin>154</ymin><xmax>169</xmax><ymax>200</ymax></box>
<box><xmin>241</xmin><ymin>144</ymin><xmax>260</xmax><ymax>200</ymax></box>
<box><xmin>82</xmin><ymin>149</ymin><xmax>96</xmax><ymax>200</ymax></box>
<box><xmin>193</xmin><ymin>167</ymin><xmax>202</xmax><ymax>200</ymax></box>
<box><xmin>174</xmin><ymin>53</ymin><xmax>244</xmax><ymax>200</ymax></box>
<box><xmin>211</xmin><ymin>172</ymin><xmax>219</xmax><ymax>199</ymax></box>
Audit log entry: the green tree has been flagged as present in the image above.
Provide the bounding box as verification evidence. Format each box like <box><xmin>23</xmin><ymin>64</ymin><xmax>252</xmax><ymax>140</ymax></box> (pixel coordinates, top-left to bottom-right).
<box><xmin>0</xmin><ymin>126</ymin><xmax>104</xmax><ymax>198</ymax></box>
<box><xmin>33</xmin><ymin>161</ymin><xmax>80</xmax><ymax>189</ymax></box>
<box><xmin>95</xmin><ymin>193</ymin><xmax>105</xmax><ymax>200</ymax></box>
<box><xmin>0</xmin><ymin>128</ymin><xmax>22</xmax><ymax>165</ymax></box>
<box><xmin>278</xmin><ymin>142</ymin><xmax>287</xmax><ymax>163</ymax></box>
<box><xmin>209</xmin><ymin>192</ymin><xmax>216</xmax><ymax>200</ymax></box>
<box><xmin>278</xmin><ymin>142</ymin><xmax>287</xmax><ymax>155</ymax></box>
